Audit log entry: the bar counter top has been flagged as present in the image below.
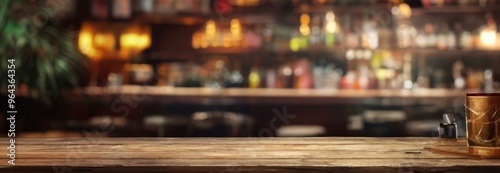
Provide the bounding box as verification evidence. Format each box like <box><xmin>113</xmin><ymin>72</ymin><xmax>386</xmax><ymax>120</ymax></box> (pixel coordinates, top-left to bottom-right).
<box><xmin>61</xmin><ymin>86</ymin><xmax>481</xmax><ymax>104</ymax></box>
<box><xmin>1</xmin><ymin>137</ymin><xmax>499</xmax><ymax>172</ymax></box>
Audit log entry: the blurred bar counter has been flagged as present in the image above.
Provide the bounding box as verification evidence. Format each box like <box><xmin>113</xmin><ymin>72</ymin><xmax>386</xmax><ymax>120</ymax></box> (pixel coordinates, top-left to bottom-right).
<box><xmin>0</xmin><ymin>137</ymin><xmax>499</xmax><ymax>172</ymax></box>
<box><xmin>64</xmin><ymin>86</ymin><xmax>479</xmax><ymax>105</ymax></box>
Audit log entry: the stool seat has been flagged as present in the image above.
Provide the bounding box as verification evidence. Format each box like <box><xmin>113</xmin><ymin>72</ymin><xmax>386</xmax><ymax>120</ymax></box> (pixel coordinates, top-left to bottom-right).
<box><xmin>89</xmin><ymin>115</ymin><xmax>127</xmax><ymax>128</ymax></box>
<box><xmin>276</xmin><ymin>125</ymin><xmax>326</xmax><ymax>137</ymax></box>
<box><xmin>143</xmin><ymin>115</ymin><xmax>190</xmax><ymax>137</ymax></box>
<box><xmin>187</xmin><ymin>111</ymin><xmax>252</xmax><ymax>137</ymax></box>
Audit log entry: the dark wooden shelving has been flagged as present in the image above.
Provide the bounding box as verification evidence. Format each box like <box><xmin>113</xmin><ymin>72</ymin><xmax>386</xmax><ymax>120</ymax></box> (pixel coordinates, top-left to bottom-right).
<box><xmin>396</xmin><ymin>48</ymin><xmax>500</xmax><ymax>57</ymax></box>
<box><xmin>412</xmin><ymin>6</ymin><xmax>500</xmax><ymax>15</ymax></box>
<box><xmin>142</xmin><ymin>47</ymin><xmax>500</xmax><ymax>63</ymax></box>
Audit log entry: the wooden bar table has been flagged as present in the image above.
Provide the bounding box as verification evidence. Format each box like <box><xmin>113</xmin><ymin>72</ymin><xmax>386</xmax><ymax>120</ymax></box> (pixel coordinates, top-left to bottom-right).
<box><xmin>1</xmin><ymin>137</ymin><xmax>499</xmax><ymax>173</ymax></box>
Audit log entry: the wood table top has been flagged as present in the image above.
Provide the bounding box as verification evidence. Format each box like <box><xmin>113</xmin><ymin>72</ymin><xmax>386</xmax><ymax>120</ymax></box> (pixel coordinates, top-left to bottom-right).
<box><xmin>0</xmin><ymin>137</ymin><xmax>499</xmax><ymax>173</ymax></box>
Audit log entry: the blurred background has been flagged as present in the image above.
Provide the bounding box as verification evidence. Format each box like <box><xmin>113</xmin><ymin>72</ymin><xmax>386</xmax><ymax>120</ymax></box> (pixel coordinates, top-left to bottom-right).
<box><xmin>1</xmin><ymin>0</ymin><xmax>500</xmax><ymax>138</ymax></box>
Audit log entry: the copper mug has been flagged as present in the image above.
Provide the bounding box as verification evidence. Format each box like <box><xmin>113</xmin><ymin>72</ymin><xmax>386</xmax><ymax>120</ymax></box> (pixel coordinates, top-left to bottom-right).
<box><xmin>466</xmin><ymin>93</ymin><xmax>500</xmax><ymax>158</ymax></box>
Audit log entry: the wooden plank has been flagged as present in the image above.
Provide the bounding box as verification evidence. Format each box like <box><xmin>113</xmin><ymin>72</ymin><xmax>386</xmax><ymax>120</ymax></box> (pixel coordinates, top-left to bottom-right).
<box><xmin>0</xmin><ymin>137</ymin><xmax>497</xmax><ymax>172</ymax></box>
<box><xmin>0</xmin><ymin>137</ymin><xmax>464</xmax><ymax>145</ymax></box>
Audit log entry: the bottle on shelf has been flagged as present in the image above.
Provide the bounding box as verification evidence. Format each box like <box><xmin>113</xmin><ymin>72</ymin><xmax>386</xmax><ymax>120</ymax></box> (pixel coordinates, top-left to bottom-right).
<box><xmin>248</xmin><ymin>67</ymin><xmax>261</xmax><ymax>88</ymax></box>
<box><xmin>293</xmin><ymin>59</ymin><xmax>312</xmax><ymax>89</ymax></box>
<box><xmin>299</xmin><ymin>13</ymin><xmax>311</xmax><ymax>50</ymax></box>
<box><xmin>446</xmin><ymin>23</ymin><xmax>456</xmax><ymax>49</ymax></box>
<box><xmin>484</xmin><ymin>68</ymin><xmax>494</xmax><ymax>93</ymax></box>
<box><xmin>414</xmin><ymin>26</ymin><xmax>427</xmax><ymax>48</ymax></box>
<box><xmin>436</xmin><ymin>23</ymin><xmax>448</xmax><ymax>50</ymax></box>
<box><xmin>452</xmin><ymin>61</ymin><xmax>465</xmax><ymax>89</ymax></box>
<box><xmin>313</xmin><ymin>59</ymin><xmax>331</xmax><ymax>89</ymax></box>
<box><xmin>454</xmin><ymin>23</ymin><xmax>472</xmax><ymax>50</ymax></box>
<box><xmin>478</xmin><ymin>13</ymin><xmax>497</xmax><ymax>49</ymax></box>
<box><xmin>401</xmin><ymin>53</ymin><xmax>413</xmax><ymax>90</ymax></box>
<box><xmin>466</xmin><ymin>68</ymin><xmax>484</xmax><ymax>90</ymax></box>
<box><xmin>309</xmin><ymin>15</ymin><xmax>323</xmax><ymax>46</ymax></box>
<box><xmin>289</xmin><ymin>31</ymin><xmax>301</xmax><ymax>52</ymax></box>
<box><xmin>265</xmin><ymin>69</ymin><xmax>277</xmax><ymax>88</ymax></box>
<box><xmin>362</xmin><ymin>19</ymin><xmax>379</xmax><ymax>49</ymax></box>
<box><xmin>225</xmin><ymin>62</ymin><xmax>244</xmax><ymax>88</ymax></box>
<box><xmin>341</xmin><ymin>49</ymin><xmax>356</xmax><ymax>89</ymax></box>
<box><xmin>262</xmin><ymin>23</ymin><xmax>274</xmax><ymax>50</ymax></box>
<box><xmin>324</xmin><ymin>11</ymin><xmax>337</xmax><ymax>47</ymax></box>
<box><xmin>424</xmin><ymin>23</ymin><xmax>437</xmax><ymax>48</ymax></box>
<box><xmin>344</xmin><ymin>16</ymin><xmax>360</xmax><ymax>48</ymax></box>
<box><xmin>277</xmin><ymin>63</ymin><xmax>293</xmax><ymax>88</ymax></box>
<box><xmin>396</xmin><ymin>21</ymin><xmax>416</xmax><ymax>48</ymax></box>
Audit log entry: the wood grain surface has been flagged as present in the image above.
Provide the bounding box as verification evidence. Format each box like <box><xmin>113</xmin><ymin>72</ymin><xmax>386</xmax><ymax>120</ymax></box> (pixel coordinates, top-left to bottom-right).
<box><xmin>0</xmin><ymin>137</ymin><xmax>499</xmax><ymax>172</ymax></box>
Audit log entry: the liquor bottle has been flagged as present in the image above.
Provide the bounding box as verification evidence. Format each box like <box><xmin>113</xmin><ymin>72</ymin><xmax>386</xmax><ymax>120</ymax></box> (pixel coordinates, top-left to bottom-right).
<box><xmin>91</xmin><ymin>0</ymin><xmax>109</xmax><ymax>19</ymax></box>
<box><xmin>415</xmin><ymin>27</ymin><xmax>427</xmax><ymax>48</ymax></box>
<box><xmin>112</xmin><ymin>0</ymin><xmax>132</xmax><ymax>19</ymax></box>
<box><xmin>248</xmin><ymin>67</ymin><xmax>261</xmax><ymax>88</ymax></box>
<box><xmin>454</xmin><ymin>23</ymin><xmax>472</xmax><ymax>49</ymax></box>
<box><xmin>225</xmin><ymin>63</ymin><xmax>244</xmax><ymax>88</ymax></box>
<box><xmin>446</xmin><ymin>23</ymin><xmax>456</xmax><ymax>49</ymax></box>
<box><xmin>478</xmin><ymin>14</ymin><xmax>497</xmax><ymax>49</ymax></box>
<box><xmin>363</xmin><ymin>20</ymin><xmax>379</xmax><ymax>49</ymax></box>
<box><xmin>324</xmin><ymin>11</ymin><xmax>337</xmax><ymax>47</ymax></box>
<box><xmin>289</xmin><ymin>31</ymin><xmax>301</xmax><ymax>52</ymax></box>
<box><xmin>436</xmin><ymin>23</ymin><xmax>449</xmax><ymax>50</ymax></box>
<box><xmin>310</xmin><ymin>15</ymin><xmax>323</xmax><ymax>46</ymax></box>
<box><xmin>452</xmin><ymin>61</ymin><xmax>465</xmax><ymax>89</ymax></box>
<box><xmin>293</xmin><ymin>59</ymin><xmax>312</xmax><ymax>89</ymax></box>
<box><xmin>277</xmin><ymin>64</ymin><xmax>293</xmax><ymax>88</ymax></box>
<box><xmin>424</xmin><ymin>23</ymin><xmax>437</xmax><ymax>48</ymax></box>
<box><xmin>265</xmin><ymin>69</ymin><xmax>277</xmax><ymax>88</ymax></box>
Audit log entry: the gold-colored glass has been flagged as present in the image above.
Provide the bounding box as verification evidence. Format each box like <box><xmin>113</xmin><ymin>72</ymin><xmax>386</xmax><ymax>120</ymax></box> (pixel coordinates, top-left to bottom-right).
<box><xmin>466</xmin><ymin>93</ymin><xmax>500</xmax><ymax>158</ymax></box>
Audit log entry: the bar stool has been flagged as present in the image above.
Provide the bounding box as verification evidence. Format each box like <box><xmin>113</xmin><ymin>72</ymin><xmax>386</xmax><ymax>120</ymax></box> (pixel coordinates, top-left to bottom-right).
<box><xmin>88</xmin><ymin>115</ymin><xmax>128</xmax><ymax>137</ymax></box>
<box><xmin>186</xmin><ymin>111</ymin><xmax>252</xmax><ymax>137</ymax></box>
<box><xmin>276</xmin><ymin>125</ymin><xmax>326</xmax><ymax>137</ymax></box>
<box><xmin>143</xmin><ymin>115</ymin><xmax>189</xmax><ymax>137</ymax></box>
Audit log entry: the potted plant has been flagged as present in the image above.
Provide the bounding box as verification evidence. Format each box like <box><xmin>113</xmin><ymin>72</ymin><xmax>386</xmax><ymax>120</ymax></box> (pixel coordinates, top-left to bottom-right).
<box><xmin>0</xmin><ymin>0</ymin><xmax>89</xmax><ymax>98</ymax></box>
<box><xmin>1</xmin><ymin>0</ymin><xmax>90</xmax><ymax>132</ymax></box>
